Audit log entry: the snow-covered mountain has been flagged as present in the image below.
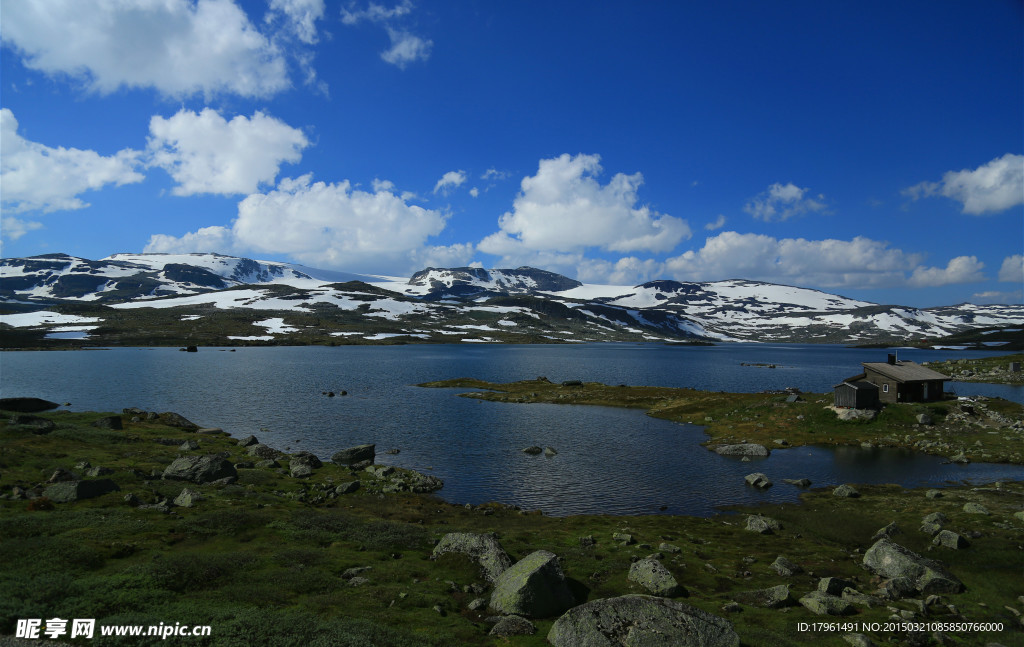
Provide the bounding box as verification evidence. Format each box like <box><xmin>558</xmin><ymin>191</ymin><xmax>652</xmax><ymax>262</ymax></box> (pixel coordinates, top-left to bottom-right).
<box><xmin>1</xmin><ymin>253</ymin><xmax>1021</xmax><ymax>347</ymax></box>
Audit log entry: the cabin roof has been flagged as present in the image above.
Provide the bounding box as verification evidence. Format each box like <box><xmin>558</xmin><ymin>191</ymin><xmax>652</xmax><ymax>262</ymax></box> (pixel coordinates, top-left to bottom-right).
<box><xmin>862</xmin><ymin>360</ymin><xmax>949</xmax><ymax>383</ymax></box>
<box><xmin>833</xmin><ymin>376</ymin><xmax>878</xmax><ymax>390</ymax></box>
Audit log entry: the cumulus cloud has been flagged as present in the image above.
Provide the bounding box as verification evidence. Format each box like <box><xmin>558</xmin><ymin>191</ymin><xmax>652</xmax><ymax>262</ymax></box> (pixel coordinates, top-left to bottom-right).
<box><xmin>145</xmin><ymin>225</ymin><xmax>236</xmax><ymax>255</ymax></box>
<box><xmin>433</xmin><ymin>170</ymin><xmax>466</xmax><ymax>195</ymax></box>
<box><xmin>971</xmin><ymin>290</ymin><xmax>1022</xmax><ymax>305</ymax></box>
<box><xmin>999</xmin><ymin>254</ymin><xmax>1024</xmax><ymax>284</ymax></box>
<box><xmin>147</xmin><ymin>108</ymin><xmax>309</xmax><ymax>196</ymax></box>
<box><xmin>705</xmin><ymin>214</ymin><xmax>726</xmax><ymax>231</ymax></box>
<box><xmin>1</xmin><ymin>0</ymin><xmax>291</xmax><ymax>98</ymax></box>
<box><xmin>1</xmin><ymin>217</ymin><xmax>44</xmax><ymax>242</ymax></box>
<box><xmin>907</xmin><ymin>256</ymin><xmax>986</xmax><ymax>287</ymax></box>
<box><xmin>478</xmin><ymin>153</ymin><xmax>691</xmax><ymax>259</ymax></box>
<box><xmin>381</xmin><ymin>28</ymin><xmax>433</xmax><ymax>68</ymax></box>
<box><xmin>0</xmin><ymin>108</ymin><xmax>144</xmax><ymax>215</ymax></box>
<box><xmin>744</xmin><ymin>182</ymin><xmax>827</xmax><ymax>222</ymax></box>
<box><xmin>146</xmin><ymin>174</ymin><xmax>450</xmax><ymax>274</ymax></box>
<box><xmin>904</xmin><ymin>153</ymin><xmax>1024</xmax><ymax>215</ymax></box>
<box><xmin>267</xmin><ymin>0</ymin><xmax>325</xmax><ymax>44</ymax></box>
<box><xmin>341</xmin><ymin>0</ymin><xmax>413</xmax><ymax>24</ymax></box>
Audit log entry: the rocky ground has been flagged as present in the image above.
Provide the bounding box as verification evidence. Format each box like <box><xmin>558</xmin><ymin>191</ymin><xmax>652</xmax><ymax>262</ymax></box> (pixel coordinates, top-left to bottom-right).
<box><xmin>1</xmin><ymin>402</ymin><xmax>1023</xmax><ymax>646</ymax></box>
<box><xmin>923</xmin><ymin>354</ymin><xmax>1024</xmax><ymax>386</ymax></box>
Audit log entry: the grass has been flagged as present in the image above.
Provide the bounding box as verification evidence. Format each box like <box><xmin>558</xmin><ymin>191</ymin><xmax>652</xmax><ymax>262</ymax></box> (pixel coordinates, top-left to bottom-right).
<box><xmin>2</xmin><ymin>402</ymin><xmax>1023</xmax><ymax>646</ymax></box>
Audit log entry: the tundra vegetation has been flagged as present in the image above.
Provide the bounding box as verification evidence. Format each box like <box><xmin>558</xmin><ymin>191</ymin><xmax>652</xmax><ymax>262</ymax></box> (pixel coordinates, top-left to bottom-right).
<box><xmin>1</xmin><ymin>389</ymin><xmax>1022</xmax><ymax>646</ymax></box>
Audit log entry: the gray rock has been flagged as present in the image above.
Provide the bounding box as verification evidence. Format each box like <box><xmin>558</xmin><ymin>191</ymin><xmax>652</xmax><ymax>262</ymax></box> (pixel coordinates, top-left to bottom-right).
<box><xmin>932</xmin><ymin>530</ymin><xmax>970</xmax><ymax>549</ymax></box>
<box><xmin>612</xmin><ymin>532</ymin><xmax>635</xmax><ymax>545</ymax></box>
<box><xmin>8</xmin><ymin>414</ymin><xmax>56</xmax><ymax>434</ymax></box>
<box><xmin>783</xmin><ymin>478</ymin><xmax>812</xmax><ymax>487</ymax></box>
<box><xmin>162</xmin><ymin>455</ymin><xmax>237</xmax><ymax>484</ymax></box>
<box><xmin>659</xmin><ymin>542</ymin><xmax>682</xmax><ymax>554</ymax></box>
<box><xmin>1</xmin><ymin>397</ymin><xmax>60</xmax><ymax>412</ymax></box>
<box><xmin>332</xmin><ymin>443</ymin><xmax>375</xmax><ymax>466</ymax></box>
<box><xmin>255</xmin><ymin>459</ymin><xmax>280</xmax><ymax>469</ymax></box>
<box><xmin>92</xmin><ymin>415</ymin><xmax>123</xmax><ymax>430</ymax></box>
<box><xmin>490</xmin><ymin>550</ymin><xmax>575</xmax><ymax>618</ymax></box>
<box><xmin>862</xmin><ymin>539</ymin><xmax>963</xmax><ymax>594</ymax></box>
<box><xmin>716</xmin><ymin>443</ymin><xmax>770</xmax><ymax>457</ymax></box>
<box><xmin>818</xmin><ymin>577</ymin><xmax>856</xmax><ymax>596</ymax></box>
<box><xmin>488</xmin><ymin>615</ymin><xmax>536</xmax><ymax>636</ymax></box>
<box><xmin>745</xmin><ymin>515</ymin><xmax>782</xmax><ymax>534</ymax></box>
<box><xmin>467</xmin><ymin>597</ymin><xmax>488</xmax><ymax>611</ymax></box>
<box><xmin>878</xmin><ymin>576</ymin><xmax>917</xmax><ymax>600</ymax></box>
<box><xmin>195</xmin><ymin>427</ymin><xmax>226</xmax><ymax>435</ymax></box>
<box><xmin>335</xmin><ymin>481</ymin><xmax>360</xmax><ymax>495</ymax></box>
<box><xmin>548</xmin><ymin>595</ymin><xmax>739</xmax><ymax>647</ymax></box>
<box><xmin>290</xmin><ymin>463</ymin><xmax>313</xmax><ymax>478</ymax></box>
<box><xmin>799</xmin><ymin>591</ymin><xmax>855</xmax><ymax>616</ymax></box>
<box><xmin>432</xmin><ymin>532</ymin><xmax>512</xmax><ymax>584</ymax></box>
<box><xmin>48</xmin><ymin>468</ymin><xmax>76</xmax><ymax>483</ymax></box>
<box><xmin>925</xmin><ymin>489</ymin><xmax>943</xmax><ymax>499</ymax></box>
<box><xmin>173</xmin><ymin>488</ymin><xmax>203</xmax><ymax>507</ymax></box>
<box><xmin>744</xmin><ymin>472</ymin><xmax>772</xmax><ymax>488</ymax></box>
<box><xmin>247</xmin><ymin>443</ymin><xmax>280</xmax><ymax>460</ymax></box>
<box><xmin>628</xmin><ymin>557</ymin><xmax>685</xmax><ymax>597</ymax></box>
<box><xmin>963</xmin><ymin>502</ymin><xmax>989</xmax><ymax>515</ymax></box>
<box><xmin>916</xmin><ymin>413</ymin><xmax>933</xmax><ymax>425</ymax></box>
<box><xmin>543</xmin><ymin>446</ymin><xmax>558</xmax><ymax>456</ymax></box>
<box><xmin>158</xmin><ymin>412</ymin><xmax>199</xmax><ymax>429</ymax></box>
<box><xmin>84</xmin><ymin>466</ymin><xmax>113</xmax><ymax>477</ymax></box>
<box><xmin>237</xmin><ymin>434</ymin><xmax>259</xmax><ymax>447</ymax></box>
<box><xmin>178</xmin><ymin>439</ymin><xmax>199</xmax><ymax>451</ymax></box>
<box><xmin>735</xmin><ymin>584</ymin><xmax>792</xmax><ymax>608</ymax></box>
<box><xmin>43</xmin><ymin>479</ymin><xmax>120</xmax><ymax>503</ymax></box>
<box><xmin>522</xmin><ymin>446</ymin><xmax>543</xmax><ymax>455</ymax></box>
<box><xmin>843</xmin><ymin>633</ymin><xmax>876</xmax><ymax>647</ymax></box>
<box><xmin>341</xmin><ymin>566</ymin><xmax>372</xmax><ymax>579</ymax></box>
<box><xmin>871</xmin><ymin>521</ymin><xmax>901</xmax><ymax>541</ymax></box>
<box><xmin>289</xmin><ymin>451</ymin><xmax>322</xmax><ymax>478</ymax></box>
<box><xmin>771</xmin><ymin>555</ymin><xmax>803</xmax><ymax>577</ymax></box>
<box><xmin>833</xmin><ymin>484</ymin><xmax>860</xmax><ymax>498</ymax></box>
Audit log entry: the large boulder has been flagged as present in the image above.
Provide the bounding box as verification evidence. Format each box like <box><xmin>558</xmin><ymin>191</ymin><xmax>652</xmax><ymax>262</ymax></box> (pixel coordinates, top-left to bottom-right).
<box><xmin>289</xmin><ymin>451</ymin><xmax>322</xmax><ymax>478</ymax></box>
<box><xmin>715</xmin><ymin>443</ymin><xmax>770</xmax><ymax>457</ymax></box>
<box><xmin>0</xmin><ymin>397</ymin><xmax>59</xmax><ymax>413</ymax></box>
<box><xmin>158</xmin><ymin>412</ymin><xmax>199</xmax><ymax>430</ymax></box>
<box><xmin>628</xmin><ymin>557</ymin><xmax>685</xmax><ymax>597</ymax></box>
<box><xmin>332</xmin><ymin>444</ymin><xmax>375</xmax><ymax>466</ymax></box>
<box><xmin>490</xmin><ymin>550</ymin><xmax>575</xmax><ymax>618</ymax></box>
<box><xmin>745</xmin><ymin>515</ymin><xmax>782</xmax><ymax>534</ymax></box>
<box><xmin>548</xmin><ymin>595</ymin><xmax>739</xmax><ymax>647</ymax></box>
<box><xmin>799</xmin><ymin>591</ymin><xmax>855</xmax><ymax>616</ymax></box>
<box><xmin>7</xmin><ymin>414</ymin><xmax>56</xmax><ymax>434</ymax></box>
<box><xmin>735</xmin><ymin>584</ymin><xmax>792</xmax><ymax>608</ymax></box>
<box><xmin>744</xmin><ymin>473</ymin><xmax>772</xmax><ymax>488</ymax></box>
<box><xmin>247</xmin><ymin>443</ymin><xmax>281</xmax><ymax>460</ymax></box>
<box><xmin>162</xmin><ymin>455</ymin><xmax>237</xmax><ymax>484</ymax></box>
<box><xmin>43</xmin><ymin>479</ymin><xmax>120</xmax><ymax>503</ymax></box>
<box><xmin>862</xmin><ymin>539</ymin><xmax>963</xmax><ymax>594</ymax></box>
<box><xmin>432</xmin><ymin>532</ymin><xmax>512</xmax><ymax>584</ymax></box>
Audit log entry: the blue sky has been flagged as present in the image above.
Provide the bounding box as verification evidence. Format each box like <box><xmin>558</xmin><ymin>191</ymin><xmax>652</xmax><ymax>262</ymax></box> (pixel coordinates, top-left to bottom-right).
<box><xmin>1</xmin><ymin>0</ymin><xmax>1021</xmax><ymax>307</ymax></box>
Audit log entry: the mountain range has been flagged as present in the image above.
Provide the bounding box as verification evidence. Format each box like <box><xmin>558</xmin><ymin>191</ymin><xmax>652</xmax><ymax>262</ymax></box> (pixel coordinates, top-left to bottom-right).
<box><xmin>1</xmin><ymin>252</ymin><xmax>1021</xmax><ymax>349</ymax></box>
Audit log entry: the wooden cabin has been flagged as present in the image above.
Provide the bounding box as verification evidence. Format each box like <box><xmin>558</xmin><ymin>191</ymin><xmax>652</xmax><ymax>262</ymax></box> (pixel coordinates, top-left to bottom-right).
<box><xmin>833</xmin><ymin>377</ymin><xmax>879</xmax><ymax>408</ymax></box>
<box><xmin>834</xmin><ymin>354</ymin><xmax>949</xmax><ymax>407</ymax></box>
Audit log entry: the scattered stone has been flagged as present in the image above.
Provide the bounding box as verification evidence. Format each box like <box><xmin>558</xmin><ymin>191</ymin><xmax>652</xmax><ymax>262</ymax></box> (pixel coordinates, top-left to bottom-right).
<box><xmin>543</xmin><ymin>446</ymin><xmax>558</xmax><ymax>456</ymax></box>
<box><xmin>162</xmin><ymin>455</ymin><xmax>237</xmax><ymax>484</ymax></box>
<box><xmin>255</xmin><ymin>459</ymin><xmax>280</xmax><ymax>469</ymax></box>
<box><xmin>488</xmin><ymin>615</ymin><xmax>536</xmax><ymax>636</ymax></box>
<box><xmin>745</xmin><ymin>515</ymin><xmax>782</xmax><ymax>534</ymax></box>
<box><xmin>237</xmin><ymin>435</ymin><xmax>259</xmax><ymax>447</ymax></box>
<box><xmin>715</xmin><ymin>443</ymin><xmax>770</xmax><ymax>457</ymax></box>
<box><xmin>92</xmin><ymin>415</ymin><xmax>123</xmax><ymax>430</ymax></box>
<box><xmin>925</xmin><ymin>489</ymin><xmax>943</xmax><ymax>499</ymax></box>
<box><xmin>547</xmin><ymin>595</ymin><xmax>739</xmax><ymax>647</ymax></box>
<box><xmin>158</xmin><ymin>412</ymin><xmax>199</xmax><ymax>430</ymax></box>
<box><xmin>862</xmin><ymin>539</ymin><xmax>963</xmax><ymax>594</ymax></box>
<box><xmin>522</xmin><ymin>446</ymin><xmax>543</xmax><ymax>455</ymax></box>
<box><xmin>833</xmin><ymin>484</ymin><xmax>860</xmax><ymax>498</ymax></box>
<box><xmin>872</xmin><ymin>521</ymin><xmax>901</xmax><ymax>541</ymax></box>
<box><xmin>579</xmin><ymin>535</ymin><xmax>595</xmax><ymax>548</ymax></box>
<box><xmin>0</xmin><ymin>397</ymin><xmax>59</xmax><ymax>412</ymax></box>
<box><xmin>963</xmin><ymin>502</ymin><xmax>990</xmax><ymax>515</ymax></box>
<box><xmin>349</xmin><ymin>577</ymin><xmax>369</xmax><ymax>587</ymax></box>
<box><xmin>48</xmin><ymin>468</ymin><xmax>76</xmax><ymax>483</ymax></box>
<box><xmin>195</xmin><ymin>428</ymin><xmax>226</xmax><ymax>435</ymax></box>
<box><xmin>490</xmin><ymin>550</ymin><xmax>575</xmax><ymax>618</ymax></box>
<box><xmin>341</xmin><ymin>566</ymin><xmax>372</xmax><ymax>579</ymax></box>
<box><xmin>659</xmin><ymin>542</ymin><xmax>682</xmax><ymax>554</ymax></box>
<box><xmin>289</xmin><ymin>451</ymin><xmax>322</xmax><ymax>478</ymax></box>
<box><xmin>8</xmin><ymin>414</ymin><xmax>56</xmax><ymax>433</ymax></box>
<box><xmin>920</xmin><ymin>512</ymin><xmax>947</xmax><ymax>536</ymax></box>
<box><xmin>432</xmin><ymin>532</ymin><xmax>512</xmax><ymax>584</ymax></box>
<box><xmin>878</xmin><ymin>577</ymin><xmax>917</xmax><ymax>600</ymax></box>
<box><xmin>332</xmin><ymin>444</ymin><xmax>375</xmax><ymax>466</ymax></box>
<box><xmin>721</xmin><ymin>602</ymin><xmax>742</xmax><ymax>613</ymax></box>
<box><xmin>178</xmin><ymin>439</ymin><xmax>199</xmax><ymax>451</ymax></box>
<box><xmin>916</xmin><ymin>413</ymin><xmax>933</xmax><ymax>425</ymax></box>
<box><xmin>783</xmin><ymin>478</ymin><xmax>812</xmax><ymax>487</ymax></box>
<box><xmin>335</xmin><ymin>481</ymin><xmax>360</xmax><ymax>495</ymax></box>
<box><xmin>735</xmin><ymin>584</ymin><xmax>792</xmax><ymax>608</ymax></box>
<box><xmin>932</xmin><ymin>530</ymin><xmax>970</xmax><ymax>550</ymax></box>
<box><xmin>467</xmin><ymin>598</ymin><xmax>487</xmax><ymax>611</ymax></box>
<box><xmin>84</xmin><ymin>466</ymin><xmax>113</xmax><ymax>477</ymax></box>
<box><xmin>818</xmin><ymin>577</ymin><xmax>856</xmax><ymax>596</ymax></box>
<box><xmin>744</xmin><ymin>473</ymin><xmax>772</xmax><ymax>489</ymax></box>
<box><xmin>173</xmin><ymin>488</ymin><xmax>203</xmax><ymax>508</ymax></box>
<box><xmin>628</xmin><ymin>557</ymin><xmax>685</xmax><ymax>597</ymax></box>
<box><xmin>799</xmin><ymin>591</ymin><xmax>855</xmax><ymax>616</ymax></box>
<box><xmin>612</xmin><ymin>532</ymin><xmax>635</xmax><ymax>545</ymax></box>
<box><xmin>771</xmin><ymin>556</ymin><xmax>803</xmax><ymax>577</ymax></box>
<box><xmin>247</xmin><ymin>444</ymin><xmax>280</xmax><ymax>460</ymax></box>
<box><xmin>843</xmin><ymin>633</ymin><xmax>876</xmax><ymax>647</ymax></box>
<box><xmin>43</xmin><ymin>479</ymin><xmax>120</xmax><ymax>503</ymax></box>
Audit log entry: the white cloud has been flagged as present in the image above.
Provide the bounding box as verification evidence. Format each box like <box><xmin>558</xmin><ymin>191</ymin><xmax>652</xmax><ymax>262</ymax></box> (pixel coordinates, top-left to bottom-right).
<box><xmin>664</xmin><ymin>231</ymin><xmax>923</xmax><ymax>289</ymax></box>
<box><xmin>904</xmin><ymin>153</ymin><xmax>1024</xmax><ymax>215</ymax></box>
<box><xmin>478</xmin><ymin>153</ymin><xmax>691</xmax><ymax>259</ymax></box>
<box><xmin>1</xmin><ymin>217</ymin><xmax>44</xmax><ymax>242</ymax></box>
<box><xmin>0</xmin><ymin>108</ymin><xmax>143</xmax><ymax>215</ymax></box>
<box><xmin>381</xmin><ymin>28</ymin><xmax>433</xmax><ymax>68</ymax></box>
<box><xmin>744</xmin><ymin>182</ymin><xmax>827</xmax><ymax>222</ymax></box>
<box><xmin>705</xmin><ymin>214</ymin><xmax>726</xmax><ymax>231</ymax></box>
<box><xmin>577</xmin><ymin>256</ymin><xmax>663</xmax><ymax>285</ymax></box>
<box><xmin>907</xmin><ymin>256</ymin><xmax>985</xmax><ymax>287</ymax></box>
<box><xmin>481</xmin><ymin>168</ymin><xmax>509</xmax><ymax>181</ymax></box>
<box><xmin>433</xmin><ymin>170</ymin><xmax>466</xmax><ymax>195</ymax></box>
<box><xmin>341</xmin><ymin>1</ymin><xmax>413</xmax><ymax>25</ymax></box>
<box><xmin>1</xmin><ymin>0</ymin><xmax>291</xmax><ymax>98</ymax></box>
<box><xmin>411</xmin><ymin>243</ymin><xmax>477</xmax><ymax>269</ymax></box>
<box><xmin>469</xmin><ymin>187</ymin><xmax>480</xmax><ymax>198</ymax></box>
<box><xmin>998</xmin><ymin>254</ymin><xmax>1024</xmax><ymax>284</ymax></box>
<box><xmin>971</xmin><ymin>290</ymin><xmax>1022</xmax><ymax>305</ymax></box>
<box><xmin>145</xmin><ymin>226</ymin><xmax>236</xmax><ymax>255</ymax></box>
<box><xmin>146</xmin><ymin>174</ymin><xmax>450</xmax><ymax>274</ymax></box>
<box><xmin>147</xmin><ymin>108</ymin><xmax>309</xmax><ymax>196</ymax></box>
<box><xmin>267</xmin><ymin>0</ymin><xmax>325</xmax><ymax>44</ymax></box>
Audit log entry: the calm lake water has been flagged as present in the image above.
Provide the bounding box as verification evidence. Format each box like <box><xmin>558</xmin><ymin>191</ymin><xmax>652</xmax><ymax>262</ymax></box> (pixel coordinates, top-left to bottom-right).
<box><xmin>2</xmin><ymin>343</ymin><xmax>1022</xmax><ymax>516</ymax></box>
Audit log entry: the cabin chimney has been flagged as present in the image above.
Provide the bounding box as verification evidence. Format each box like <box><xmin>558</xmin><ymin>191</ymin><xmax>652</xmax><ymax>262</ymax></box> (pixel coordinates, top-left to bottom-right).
<box><xmin>887</xmin><ymin>353</ymin><xmax>897</xmax><ymax>365</ymax></box>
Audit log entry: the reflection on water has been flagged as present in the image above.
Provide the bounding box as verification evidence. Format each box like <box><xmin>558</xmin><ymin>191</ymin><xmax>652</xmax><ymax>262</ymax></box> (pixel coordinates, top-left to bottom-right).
<box><xmin>2</xmin><ymin>344</ymin><xmax>1022</xmax><ymax>516</ymax></box>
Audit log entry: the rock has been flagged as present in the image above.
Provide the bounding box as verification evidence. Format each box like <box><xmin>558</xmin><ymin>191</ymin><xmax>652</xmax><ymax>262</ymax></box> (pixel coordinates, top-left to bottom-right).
<box><xmin>628</xmin><ymin>557</ymin><xmax>685</xmax><ymax>597</ymax></box>
<box><xmin>92</xmin><ymin>415</ymin><xmax>123</xmax><ymax>430</ymax></box>
<box><xmin>332</xmin><ymin>443</ymin><xmax>375</xmax><ymax>466</ymax></box>
<box><xmin>158</xmin><ymin>412</ymin><xmax>199</xmax><ymax>430</ymax></box>
<box><xmin>579</xmin><ymin>535</ymin><xmax>596</xmax><ymax>548</ymax></box>
<box><xmin>290</xmin><ymin>463</ymin><xmax>313</xmax><ymax>478</ymax></box>
<box><xmin>735</xmin><ymin>584</ymin><xmax>792</xmax><ymax>608</ymax></box>
<box><xmin>237</xmin><ymin>434</ymin><xmax>259</xmax><ymax>447</ymax></box>
<box><xmin>467</xmin><ymin>598</ymin><xmax>487</xmax><ymax>611</ymax></box>
<box><xmin>178</xmin><ymin>439</ymin><xmax>199</xmax><ymax>451</ymax></box>
<box><xmin>84</xmin><ymin>466</ymin><xmax>113</xmax><ymax>477</ymax></box>
<box><xmin>771</xmin><ymin>555</ymin><xmax>803</xmax><ymax>577</ymax></box>
<box><xmin>488</xmin><ymin>615</ymin><xmax>536</xmax><ymax>636</ymax></box>
<box><xmin>255</xmin><ymin>459</ymin><xmax>280</xmax><ymax>469</ymax></box>
<box><xmin>490</xmin><ymin>550</ymin><xmax>575</xmax><ymax>618</ymax></box>
<box><xmin>612</xmin><ymin>532</ymin><xmax>635</xmax><ymax>545</ymax></box>
<box><xmin>715</xmin><ymin>443</ymin><xmax>770</xmax><ymax>457</ymax></box>
<box><xmin>783</xmin><ymin>478</ymin><xmax>812</xmax><ymax>487</ymax></box>
<box><xmin>871</xmin><ymin>521</ymin><xmax>901</xmax><ymax>541</ymax></box>
<box><xmin>745</xmin><ymin>515</ymin><xmax>782</xmax><ymax>534</ymax></box>
<box><xmin>247</xmin><ymin>443</ymin><xmax>281</xmax><ymax>460</ymax></box>
<box><xmin>0</xmin><ymin>397</ymin><xmax>60</xmax><ymax>412</ymax></box>
<box><xmin>835</xmin><ymin>408</ymin><xmax>877</xmax><ymax>421</ymax></box>
<box><xmin>963</xmin><ymin>502</ymin><xmax>989</xmax><ymax>515</ymax></box>
<box><xmin>862</xmin><ymin>539</ymin><xmax>963</xmax><ymax>594</ymax></box>
<box><xmin>1014</xmin><ymin>511</ymin><xmax>1024</xmax><ymax>522</ymax></box>
<box><xmin>289</xmin><ymin>451</ymin><xmax>322</xmax><ymax>477</ymax></box>
<box><xmin>8</xmin><ymin>414</ymin><xmax>56</xmax><ymax>433</ymax></box>
<box><xmin>916</xmin><ymin>413</ymin><xmax>933</xmax><ymax>425</ymax></box>
<box><xmin>48</xmin><ymin>468</ymin><xmax>76</xmax><ymax>483</ymax></box>
<box><xmin>548</xmin><ymin>595</ymin><xmax>739</xmax><ymax>647</ymax></box>
<box><xmin>818</xmin><ymin>577</ymin><xmax>856</xmax><ymax>596</ymax></box>
<box><xmin>432</xmin><ymin>532</ymin><xmax>512</xmax><ymax>584</ymax></box>
<box><xmin>195</xmin><ymin>428</ymin><xmax>225</xmax><ymax>435</ymax></box>
<box><xmin>341</xmin><ymin>566</ymin><xmax>372</xmax><ymax>579</ymax></box>
<box><xmin>173</xmin><ymin>488</ymin><xmax>203</xmax><ymax>507</ymax></box>
<box><xmin>561</xmin><ymin>380</ymin><xmax>582</xmax><ymax>386</ymax></box>
<box><xmin>43</xmin><ymin>479</ymin><xmax>120</xmax><ymax>503</ymax></box>
<box><xmin>833</xmin><ymin>484</ymin><xmax>860</xmax><ymax>498</ymax></box>
<box><xmin>744</xmin><ymin>473</ymin><xmax>772</xmax><ymax>488</ymax></box>
<box><xmin>799</xmin><ymin>591</ymin><xmax>855</xmax><ymax>616</ymax></box>
<box><xmin>843</xmin><ymin>633</ymin><xmax>877</xmax><ymax>647</ymax></box>
<box><xmin>162</xmin><ymin>455</ymin><xmax>237</xmax><ymax>484</ymax></box>
<box><xmin>522</xmin><ymin>446</ymin><xmax>543</xmax><ymax>455</ymax></box>
<box><xmin>925</xmin><ymin>489</ymin><xmax>944</xmax><ymax>499</ymax></box>
<box><xmin>543</xmin><ymin>446</ymin><xmax>558</xmax><ymax>456</ymax></box>
<box><xmin>335</xmin><ymin>481</ymin><xmax>360</xmax><ymax>495</ymax></box>
<box><xmin>932</xmin><ymin>530</ymin><xmax>970</xmax><ymax>549</ymax></box>
<box><xmin>659</xmin><ymin>542</ymin><xmax>682</xmax><ymax>554</ymax></box>
<box><xmin>878</xmin><ymin>577</ymin><xmax>917</xmax><ymax>600</ymax></box>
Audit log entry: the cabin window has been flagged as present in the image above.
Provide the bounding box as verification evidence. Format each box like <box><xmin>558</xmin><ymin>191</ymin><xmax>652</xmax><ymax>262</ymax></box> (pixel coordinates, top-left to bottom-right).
<box><xmin>882</xmin><ymin>384</ymin><xmax>889</xmax><ymax>393</ymax></box>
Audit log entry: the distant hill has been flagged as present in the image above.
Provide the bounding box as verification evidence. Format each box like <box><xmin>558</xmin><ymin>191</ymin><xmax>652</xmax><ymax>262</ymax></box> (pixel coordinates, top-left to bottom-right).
<box><xmin>1</xmin><ymin>252</ymin><xmax>1021</xmax><ymax>348</ymax></box>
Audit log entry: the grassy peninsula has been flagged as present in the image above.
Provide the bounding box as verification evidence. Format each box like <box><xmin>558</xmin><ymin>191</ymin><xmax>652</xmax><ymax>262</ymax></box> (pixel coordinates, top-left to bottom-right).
<box><xmin>1</xmin><ymin>398</ymin><xmax>1023</xmax><ymax>646</ymax></box>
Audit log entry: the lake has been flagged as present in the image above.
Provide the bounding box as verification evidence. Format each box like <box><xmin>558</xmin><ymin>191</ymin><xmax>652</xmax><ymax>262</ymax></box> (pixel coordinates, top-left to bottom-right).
<box><xmin>2</xmin><ymin>343</ymin><xmax>1023</xmax><ymax>516</ymax></box>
